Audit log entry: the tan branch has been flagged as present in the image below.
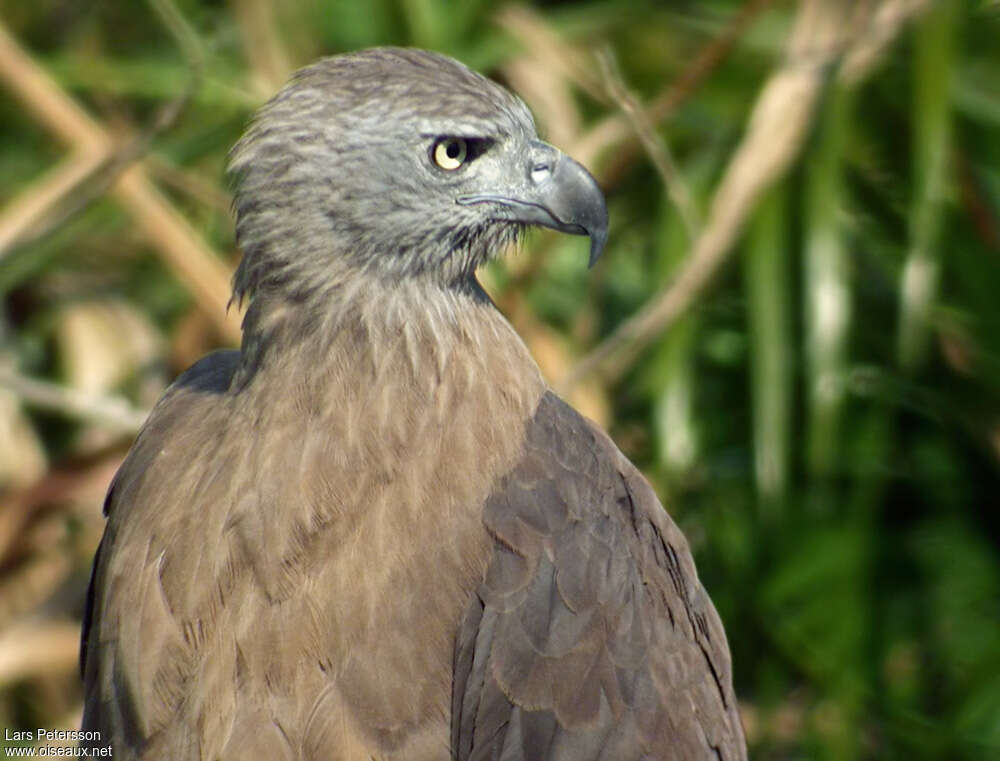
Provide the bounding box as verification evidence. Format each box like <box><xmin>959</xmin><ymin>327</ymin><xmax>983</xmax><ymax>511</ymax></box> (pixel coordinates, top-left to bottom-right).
<box><xmin>560</xmin><ymin>0</ymin><xmax>920</xmax><ymax>393</ymax></box>
<box><xmin>229</xmin><ymin>0</ymin><xmax>295</xmax><ymax>96</ymax></box>
<box><xmin>596</xmin><ymin>47</ymin><xmax>701</xmax><ymax>242</ymax></box>
<box><xmin>0</xmin><ymin>152</ymin><xmax>107</xmax><ymax>254</ymax></box>
<box><xmin>573</xmin><ymin>0</ymin><xmax>776</xmax><ymax>173</ymax></box>
<box><xmin>1</xmin><ymin>75</ymin><xmax>196</xmax><ymax>257</ymax></box>
<box><xmin>0</xmin><ymin>366</ymin><xmax>148</xmax><ymax>435</ymax></box>
<box><xmin>495</xmin><ymin>5</ymin><xmax>609</xmax><ymax>104</ymax></box>
<box><xmin>0</xmin><ymin>21</ymin><xmax>240</xmax><ymax>343</ymax></box>
<box><xmin>0</xmin><ymin>621</ymin><xmax>81</xmax><ymax>685</ymax></box>
<box><xmin>147</xmin><ymin>156</ymin><xmax>234</xmax><ymax>215</ymax></box>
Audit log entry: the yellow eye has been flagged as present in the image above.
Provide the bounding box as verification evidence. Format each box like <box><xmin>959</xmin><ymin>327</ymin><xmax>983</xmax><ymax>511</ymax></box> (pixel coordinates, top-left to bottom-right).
<box><xmin>433</xmin><ymin>138</ymin><xmax>468</xmax><ymax>170</ymax></box>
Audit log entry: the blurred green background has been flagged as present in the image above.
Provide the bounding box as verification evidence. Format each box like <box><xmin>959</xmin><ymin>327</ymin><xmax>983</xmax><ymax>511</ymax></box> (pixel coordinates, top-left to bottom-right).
<box><xmin>1</xmin><ymin>0</ymin><xmax>998</xmax><ymax>758</ymax></box>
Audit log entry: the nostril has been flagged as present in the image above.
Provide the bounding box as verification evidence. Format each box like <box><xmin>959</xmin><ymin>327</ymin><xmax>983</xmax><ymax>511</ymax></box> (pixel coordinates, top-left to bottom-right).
<box><xmin>530</xmin><ymin>163</ymin><xmax>552</xmax><ymax>184</ymax></box>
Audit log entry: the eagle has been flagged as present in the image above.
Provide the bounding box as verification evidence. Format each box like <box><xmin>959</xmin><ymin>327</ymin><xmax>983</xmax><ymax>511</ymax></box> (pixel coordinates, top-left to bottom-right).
<box><xmin>80</xmin><ymin>47</ymin><xmax>746</xmax><ymax>761</ymax></box>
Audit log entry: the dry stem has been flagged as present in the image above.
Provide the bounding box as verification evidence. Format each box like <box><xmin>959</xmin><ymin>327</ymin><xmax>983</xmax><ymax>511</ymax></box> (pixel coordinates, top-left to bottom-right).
<box><xmin>0</xmin><ymin>20</ymin><xmax>240</xmax><ymax>343</ymax></box>
<box><xmin>559</xmin><ymin>0</ymin><xmax>926</xmax><ymax>393</ymax></box>
<box><xmin>0</xmin><ymin>366</ymin><xmax>148</xmax><ymax>435</ymax></box>
<box><xmin>596</xmin><ymin>47</ymin><xmax>701</xmax><ymax>242</ymax></box>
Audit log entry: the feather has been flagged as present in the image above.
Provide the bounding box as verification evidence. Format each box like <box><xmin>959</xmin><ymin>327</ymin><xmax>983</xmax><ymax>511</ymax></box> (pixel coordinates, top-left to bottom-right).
<box><xmin>453</xmin><ymin>393</ymin><xmax>746</xmax><ymax>760</ymax></box>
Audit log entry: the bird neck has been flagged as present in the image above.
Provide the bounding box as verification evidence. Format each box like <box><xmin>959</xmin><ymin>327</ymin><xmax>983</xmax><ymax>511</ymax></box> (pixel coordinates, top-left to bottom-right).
<box><xmin>230</xmin><ymin>273</ymin><xmax>542</xmax><ymax>410</ymax></box>
<box><xmin>226</xmin><ymin>274</ymin><xmax>546</xmax><ymax>476</ymax></box>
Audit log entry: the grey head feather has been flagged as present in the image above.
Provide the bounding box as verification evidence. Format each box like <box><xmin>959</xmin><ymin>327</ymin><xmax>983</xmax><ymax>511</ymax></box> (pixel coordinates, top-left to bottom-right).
<box><xmin>228</xmin><ymin>47</ymin><xmax>537</xmax><ymax>304</ymax></box>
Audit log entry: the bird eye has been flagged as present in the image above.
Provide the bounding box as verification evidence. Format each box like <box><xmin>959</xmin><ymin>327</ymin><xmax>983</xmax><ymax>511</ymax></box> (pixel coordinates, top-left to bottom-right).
<box><xmin>432</xmin><ymin>138</ymin><xmax>468</xmax><ymax>171</ymax></box>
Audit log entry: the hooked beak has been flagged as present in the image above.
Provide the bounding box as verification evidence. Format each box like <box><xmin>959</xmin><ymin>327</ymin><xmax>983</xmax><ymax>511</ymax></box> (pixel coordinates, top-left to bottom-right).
<box><xmin>457</xmin><ymin>143</ymin><xmax>608</xmax><ymax>267</ymax></box>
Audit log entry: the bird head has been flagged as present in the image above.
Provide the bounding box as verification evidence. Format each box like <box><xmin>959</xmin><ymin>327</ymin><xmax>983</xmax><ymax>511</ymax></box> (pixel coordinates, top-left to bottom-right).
<box><xmin>229</xmin><ymin>47</ymin><xmax>607</xmax><ymax>302</ymax></box>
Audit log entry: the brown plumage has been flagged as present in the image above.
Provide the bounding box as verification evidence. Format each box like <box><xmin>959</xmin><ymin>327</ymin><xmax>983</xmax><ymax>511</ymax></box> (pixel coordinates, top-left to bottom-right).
<box><xmin>80</xmin><ymin>48</ymin><xmax>746</xmax><ymax>760</ymax></box>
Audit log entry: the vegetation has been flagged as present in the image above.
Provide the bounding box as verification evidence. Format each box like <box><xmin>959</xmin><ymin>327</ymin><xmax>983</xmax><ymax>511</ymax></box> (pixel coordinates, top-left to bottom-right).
<box><xmin>1</xmin><ymin>0</ymin><xmax>997</xmax><ymax>758</ymax></box>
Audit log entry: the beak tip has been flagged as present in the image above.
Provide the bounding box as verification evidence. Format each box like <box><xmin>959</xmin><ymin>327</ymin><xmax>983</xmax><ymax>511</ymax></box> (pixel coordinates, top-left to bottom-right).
<box><xmin>588</xmin><ymin>227</ymin><xmax>607</xmax><ymax>268</ymax></box>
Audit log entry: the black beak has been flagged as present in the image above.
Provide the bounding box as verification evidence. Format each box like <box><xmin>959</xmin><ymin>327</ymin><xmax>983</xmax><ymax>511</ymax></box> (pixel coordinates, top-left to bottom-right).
<box><xmin>457</xmin><ymin>144</ymin><xmax>608</xmax><ymax>267</ymax></box>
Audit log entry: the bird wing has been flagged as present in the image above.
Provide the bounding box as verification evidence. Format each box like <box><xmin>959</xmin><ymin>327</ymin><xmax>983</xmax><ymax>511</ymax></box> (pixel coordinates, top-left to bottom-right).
<box><xmin>452</xmin><ymin>391</ymin><xmax>746</xmax><ymax>761</ymax></box>
<box><xmin>80</xmin><ymin>349</ymin><xmax>249</xmax><ymax>759</ymax></box>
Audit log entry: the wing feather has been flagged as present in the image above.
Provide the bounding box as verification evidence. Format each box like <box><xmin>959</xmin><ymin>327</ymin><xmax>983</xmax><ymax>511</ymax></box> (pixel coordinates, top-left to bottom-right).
<box><xmin>453</xmin><ymin>391</ymin><xmax>746</xmax><ymax>761</ymax></box>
